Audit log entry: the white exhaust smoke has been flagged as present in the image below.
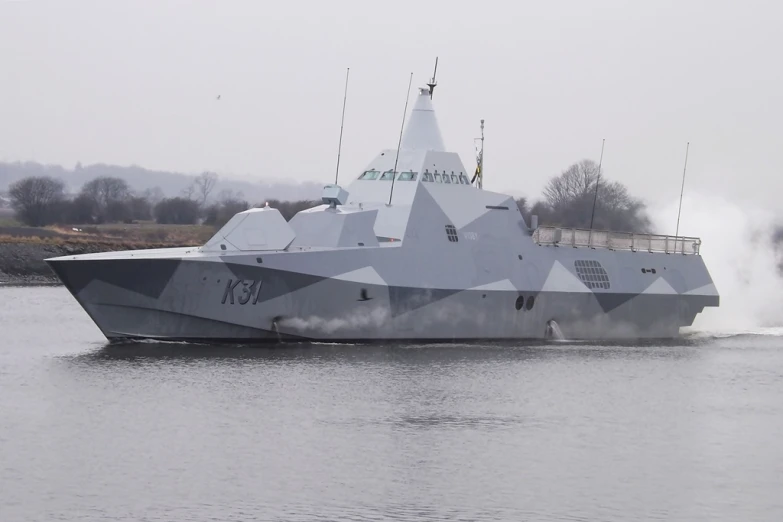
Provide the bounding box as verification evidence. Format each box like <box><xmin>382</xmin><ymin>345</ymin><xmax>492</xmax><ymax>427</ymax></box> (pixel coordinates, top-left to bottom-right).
<box><xmin>650</xmin><ymin>194</ymin><xmax>783</xmax><ymax>334</ymax></box>
<box><xmin>279</xmin><ymin>307</ymin><xmax>391</xmax><ymax>335</ymax></box>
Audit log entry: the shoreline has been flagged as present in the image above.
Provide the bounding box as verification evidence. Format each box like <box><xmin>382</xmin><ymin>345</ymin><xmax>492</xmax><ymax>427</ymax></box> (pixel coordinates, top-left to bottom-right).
<box><xmin>0</xmin><ymin>281</ymin><xmax>62</xmax><ymax>286</ymax></box>
<box><xmin>0</xmin><ymin>238</ymin><xmax>197</xmax><ymax>285</ymax></box>
<box><xmin>0</xmin><ymin>242</ymin><xmax>72</xmax><ymax>285</ymax></box>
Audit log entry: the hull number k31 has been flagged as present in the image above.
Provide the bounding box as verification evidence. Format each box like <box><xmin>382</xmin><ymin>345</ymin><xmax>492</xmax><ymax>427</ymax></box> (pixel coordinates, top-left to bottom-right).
<box><xmin>221</xmin><ymin>279</ymin><xmax>263</xmax><ymax>305</ymax></box>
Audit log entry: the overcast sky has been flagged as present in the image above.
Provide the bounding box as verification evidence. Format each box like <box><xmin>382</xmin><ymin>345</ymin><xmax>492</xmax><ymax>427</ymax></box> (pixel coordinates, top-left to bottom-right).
<box><xmin>1</xmin><ymin>0</ymin><xmax>780</xmax><ymax>219</ymax></box>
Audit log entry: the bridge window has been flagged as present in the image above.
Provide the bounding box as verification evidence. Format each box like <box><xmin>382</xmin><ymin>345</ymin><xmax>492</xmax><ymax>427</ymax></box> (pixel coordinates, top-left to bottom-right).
<box><xmin>434</xmin><ymin>173</ymin><xmax>443</xmax><ymax>183</ymax></box>
<box><xmin>445</xmin><ymin>224</ymin><xmax>459</xmax><ymax>242</ymax></box>
<box><xmin>359</xmin><ymin>169</ymin><xmax>380</xmax><ymax>180</ymax></box>
<box><xmin>442</xmin><ymin>173</ymin><xmax>451</xmax><ymax>184</ymax></box>
<box><xmin>422</xmin><ymin>171</ymin><xmax>434</xmax><ymax>182</ymax></box>
<box><xmin>451</xmin><ymin>174</ymin><xmax>459</xmax><ymax>184</ymax></box>
<box><xmin>575</xmin><ymin>260</ymin><xmax>610</xmax><ymax>290</ymax></box>
<box><xmin>459</xmin><ymin>174</ymin><xmax>470</xmax><ymax>184</ymax></box>
<box><xmin>398</xmin><ymin>171</ymin><xmax>418</xmax><ymax>181</ymax></box>
<box><xmin>380</xmin><ymin>170</ymin><xmax>395</xmax><ymax>180</ymax></box>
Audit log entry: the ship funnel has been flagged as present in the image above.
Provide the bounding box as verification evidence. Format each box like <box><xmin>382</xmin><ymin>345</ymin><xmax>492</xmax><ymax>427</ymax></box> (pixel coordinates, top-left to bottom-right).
<box><xmin>400</xmin><ymin>87</ymin><xmax>446</xmax><ymax>151</ymax></box>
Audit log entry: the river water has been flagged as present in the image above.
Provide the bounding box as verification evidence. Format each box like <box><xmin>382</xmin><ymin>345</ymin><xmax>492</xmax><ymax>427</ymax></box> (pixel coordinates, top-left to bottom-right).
<box><xmin>1</xmin><ymin>285</ymin><xmax>782</xmax><ymax>521</ymax></box>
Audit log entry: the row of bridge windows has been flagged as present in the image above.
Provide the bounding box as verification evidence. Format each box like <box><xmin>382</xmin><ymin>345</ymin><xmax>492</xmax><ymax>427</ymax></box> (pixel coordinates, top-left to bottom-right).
<box><xmin>358</xmin><ymin>169</ymin><xmax>472</xmax><ymax>185</ymax></box>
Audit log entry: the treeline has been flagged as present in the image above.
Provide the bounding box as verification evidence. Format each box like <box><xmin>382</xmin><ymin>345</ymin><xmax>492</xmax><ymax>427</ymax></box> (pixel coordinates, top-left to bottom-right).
<box><xmin>7</xmin><ymin>172</ymin><xmax>318</xmax><ymax>228</ymax></box>
<box><xmin>0</xmin><ymin>160</ymin><xmax>324</xmax><ymax>204</ymax></box>
<box><xmin>6</xmin><ymin>159</ymin><xmax>654</xmax><ymax>233</ymax></box>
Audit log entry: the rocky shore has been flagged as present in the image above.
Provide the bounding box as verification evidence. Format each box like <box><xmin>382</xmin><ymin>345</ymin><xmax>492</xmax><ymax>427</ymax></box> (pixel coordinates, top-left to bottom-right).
<box><xmin>0</xmin><ymin>223</ymin><xmax>209</xmax><ymax>285</ymax></box>
<box><xmin>0</xmin><ymin>240</ymin><xmax>181</xmax><ymax>285</ymax></box>
<box><xmin>1</xmin><ymin>241</ymin><xmax>102</xmax><ymax>284</ymax></box>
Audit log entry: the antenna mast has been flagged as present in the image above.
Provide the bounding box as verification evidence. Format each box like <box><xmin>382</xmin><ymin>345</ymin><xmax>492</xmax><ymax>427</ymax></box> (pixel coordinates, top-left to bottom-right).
<box><xmin>472</xmin><ymin>120</ymin><xmax>485</xmax><ymax>189</ymax></box>
<box><xmin>427</xmin><ymin>57</ymin><xmax>438</xmax><ymax>99</ymax></box>
<box><xmin>388</xmin><ymin>72</ymin><xmax>414</xmax><ymax>206</ymax></box>
<box><xmin>675</xmin><ymin>141</ymin><xmax>690</xmax><ymax>239</ymax></box>
<box><xmin>589</xmin><ymin>138</ymin><xmax>606</xmax><ymax>230</ymax></box>
<box><xmin>334</xmin><ymin>67</ymin><xmax>350</xmax><ymax>185</ymax></box>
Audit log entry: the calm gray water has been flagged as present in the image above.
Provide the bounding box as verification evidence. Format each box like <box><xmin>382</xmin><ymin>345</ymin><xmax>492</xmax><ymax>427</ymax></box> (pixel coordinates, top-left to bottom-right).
<box><xmin>2</xmin><ymin>286</ymin><xmax>783</xmax><ymax>521</ymax></box>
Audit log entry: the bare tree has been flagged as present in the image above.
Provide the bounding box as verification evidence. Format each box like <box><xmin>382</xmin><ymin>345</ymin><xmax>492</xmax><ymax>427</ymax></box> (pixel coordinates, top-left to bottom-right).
<box><xmin>543</xmin><ymin>160</ymin><xmax>600</xmax><ymax>209</ymax></box>
<box><xmin>265</xmin><ymin>199</ymin><xmax>319</xmax><ymax>221</ymax></box>
<box><xmin>8</xmin><ymin>176</ymin><xmax>66</xmax><ymax>226</ymax></box>
<box><xmin>128</xmin><ymin>196</ymin><xmax>152</xmax><ymax>221</ymax></box>
<box><xmin>514</xmin><ymin>197</ymin><xmax>529</xmax><ymax>221</ymax></box>
<box><xmin>80</xmin><ymin>176</ymin><xmax>131</xmax><ymax>223</ymax></box>
<box><xmin>194</xmin><ymin>171</ymin><xmax>218</xmax><ymax>206</ymax></box>
<box><xmin>142</xmin><ymin>186</ymin><xmax>166</xmax><ymax>206</ymax></box>
<box><xmin>155</xmin><ymin>197</ymin><xmax>201</xmax><ymax>225</ymax></box>
<box><xmin>204</xmin><ymin>198</ymin><xmax>250</xmax><ymax>228</ymax></box>
<box><xmin>66</xmin><ymin>194</ymin><xmax>97</xmax><ymax>224</ymax></box>
<box><xmin>537</xmin><ymin>160</ymin><xmax>651</xmax><ymax>232</ymax></box>
<box><xmin>181</xmin><ymin>183</ymin><xmax>196</xmax><ymax>200</ymax></box>
<box><xmin>216</xmin><ymin>188</ymin><xmax>243</xmax><ymax>203</ymax></box>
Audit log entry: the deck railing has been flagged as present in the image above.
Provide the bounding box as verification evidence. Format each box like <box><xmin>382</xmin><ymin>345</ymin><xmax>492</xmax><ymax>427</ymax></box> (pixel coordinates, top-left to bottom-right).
<box><xmin>532</xmin><ymin>226</ymin><xmax>702</xmax><ymax>255</ymax></box>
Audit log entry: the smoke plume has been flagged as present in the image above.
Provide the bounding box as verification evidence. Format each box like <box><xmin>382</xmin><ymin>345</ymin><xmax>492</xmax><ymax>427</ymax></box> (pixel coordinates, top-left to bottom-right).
<box><xmin>650</xmin><ymin>194</ymin><xmax>783</xmax><ymax>334</ymax></box>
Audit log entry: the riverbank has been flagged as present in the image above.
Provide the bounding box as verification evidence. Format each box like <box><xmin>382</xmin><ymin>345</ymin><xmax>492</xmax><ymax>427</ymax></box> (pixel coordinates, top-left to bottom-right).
<box><xmin>0</xmin><ymin>224</ymin><xmax>212</xmax><ymax>284</ymax></box>
<box><xmin>0</xmin><ymin>238</ymin><xmax>187</xmax><ymax>284</ymax></box>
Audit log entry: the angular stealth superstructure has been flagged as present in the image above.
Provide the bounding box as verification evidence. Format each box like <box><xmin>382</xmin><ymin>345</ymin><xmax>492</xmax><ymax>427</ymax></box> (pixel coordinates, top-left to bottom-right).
<box><xmin>46</xmin><ymin>84</ymin><xmax>719</xmax><ymax>343</ymax></box>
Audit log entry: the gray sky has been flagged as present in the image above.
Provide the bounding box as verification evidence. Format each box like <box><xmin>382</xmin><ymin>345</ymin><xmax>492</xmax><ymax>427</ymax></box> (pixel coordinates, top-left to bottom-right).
<box><xmin>1</xmin><ymin>0</ymin><xmax>780</xmax><ymax>216</ymax></box>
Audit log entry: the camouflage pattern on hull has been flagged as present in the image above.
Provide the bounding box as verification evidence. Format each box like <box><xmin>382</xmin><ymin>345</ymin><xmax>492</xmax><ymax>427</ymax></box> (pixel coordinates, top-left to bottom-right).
<box><xmin>46</xmin><ymin>84</ymin><xmax>719</xmax><ymax>342</ymax></box>
<box><xmin>46</xmin><ymin>238</ymin><xmax>718</xmax><ymax>343</ymax></box>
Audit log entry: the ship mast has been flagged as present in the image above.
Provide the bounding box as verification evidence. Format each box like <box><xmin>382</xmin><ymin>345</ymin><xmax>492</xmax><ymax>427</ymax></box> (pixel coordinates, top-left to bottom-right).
<box><xmin>427</xmin><ymin>57</ymin><xmax>438</xmax><ymax>98</ymax></box>
<box><xmin>472</xmin><ymin>119</ymin><xmax>484</xmax><ymax>189</ymax></box>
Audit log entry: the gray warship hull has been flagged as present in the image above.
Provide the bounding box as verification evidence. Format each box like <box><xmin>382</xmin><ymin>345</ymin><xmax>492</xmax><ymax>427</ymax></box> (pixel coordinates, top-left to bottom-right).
<box><xmin>45</xmin><ymin>207</ymin><xmax>718</xmax><ymax>343</ymax></box>
<box><xmin>46</xmin><ymin>83</ymin><xmax>719</xmax><ymax>342</ymax></box>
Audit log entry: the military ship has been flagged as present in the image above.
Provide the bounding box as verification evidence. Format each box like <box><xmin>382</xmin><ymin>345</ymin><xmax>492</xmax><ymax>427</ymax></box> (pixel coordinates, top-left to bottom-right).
<box><xmin>46</xmin><ymin>74</ymin><xmax>719</xmax><ymax>343</ymax></box>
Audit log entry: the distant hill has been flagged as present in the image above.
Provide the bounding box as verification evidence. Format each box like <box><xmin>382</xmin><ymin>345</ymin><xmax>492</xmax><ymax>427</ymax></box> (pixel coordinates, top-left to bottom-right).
<box><xmin>0</xmin><ymin>161</ymin><xmax>324</xmax><ymax>203</ymax></box>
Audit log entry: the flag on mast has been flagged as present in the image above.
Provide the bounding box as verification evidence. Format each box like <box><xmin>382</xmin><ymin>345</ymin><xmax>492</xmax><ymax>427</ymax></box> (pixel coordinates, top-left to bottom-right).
<box><xmin>472</xmin><ymin>147</ymin><xmax>483</xmax><ymax>185</ymax></box>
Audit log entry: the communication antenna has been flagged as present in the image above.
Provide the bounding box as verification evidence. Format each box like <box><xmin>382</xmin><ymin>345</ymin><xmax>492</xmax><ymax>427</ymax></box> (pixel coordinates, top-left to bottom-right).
<box><xmin>472</xmin><ymin>120</ymin><xmax>485</xmax><ymax>189</ymax></box>
<box><xmin>334</xmin><ymin>67</ymin><xmax>350</xmax><ymax>185</ymax></box>
<box><xmin>675</xmin><ymin>141</ymin><xmax>690</xmax><ymax>238</ymax></box>
<box><xmin>388</xmin><ymin>72</ymin><xmax>414</xmax><ymax>206</ymax></box>
<box><xmin>588</xmin><ymin>138</ymin><xmax>606</xmax><ymax>230</ymax></box>
<box><xmin>427</xmin><ymin>57</ymin><xmax>438</xmax><ymax>99</ymax></box>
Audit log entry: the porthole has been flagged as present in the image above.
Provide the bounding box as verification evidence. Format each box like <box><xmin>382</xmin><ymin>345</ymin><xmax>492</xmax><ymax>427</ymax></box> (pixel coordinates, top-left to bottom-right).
<box><xmin>515</xmin><ymin>296</ymin><xmax>525</xmax><ymax>311</ymax></box>
<box><xmin>526</xmin><ymin>295</ymin><xmax>535</xmax><ymax>311</ymax></box>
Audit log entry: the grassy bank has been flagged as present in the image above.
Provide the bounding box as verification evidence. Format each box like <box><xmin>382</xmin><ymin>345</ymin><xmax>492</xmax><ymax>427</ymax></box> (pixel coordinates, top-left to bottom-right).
<box><xmin>1</xmin><ymin>221</ymin><xmax>214</xmax><ymax>243</ymax></box>
<box><xmin>0</xmin><ymin>222</ymin><xmax>216</xmax><ymax>284</ymax></box>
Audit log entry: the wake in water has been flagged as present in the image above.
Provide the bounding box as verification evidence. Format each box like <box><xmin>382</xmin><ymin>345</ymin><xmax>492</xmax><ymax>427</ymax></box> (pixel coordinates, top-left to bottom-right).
<box><xmin>650</xmin><ymin>193</ymin><xmax>783</xmax><ymax>336</ymax></box>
